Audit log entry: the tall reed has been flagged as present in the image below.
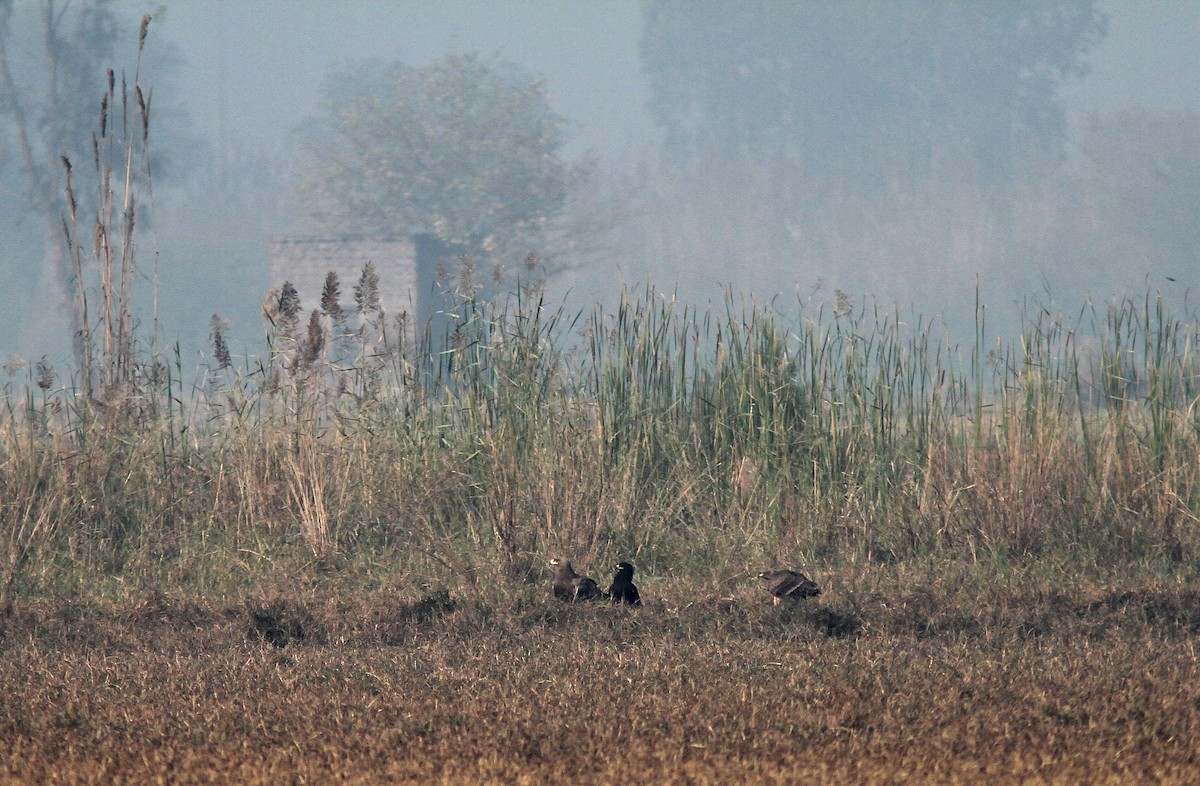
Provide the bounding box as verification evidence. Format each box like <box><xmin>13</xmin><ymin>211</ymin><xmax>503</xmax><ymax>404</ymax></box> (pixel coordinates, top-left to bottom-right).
<box><xmin>4</xmin><ymin>270</ymin><xmax>1199</xmax><ymax>595</ymax></box>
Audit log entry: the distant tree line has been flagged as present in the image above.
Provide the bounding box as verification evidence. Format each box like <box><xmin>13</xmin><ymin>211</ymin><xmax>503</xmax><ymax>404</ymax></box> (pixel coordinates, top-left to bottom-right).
<box><xmin>640</xmin><ymin>1</ymin><xmax>1106</xmax><ymax>192</ymax></box>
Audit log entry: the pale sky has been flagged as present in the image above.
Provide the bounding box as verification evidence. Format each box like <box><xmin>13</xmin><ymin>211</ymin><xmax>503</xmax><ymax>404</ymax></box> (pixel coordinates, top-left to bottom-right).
<box><xmin>153</xmin><ymin>1</ymin><xmax>654</xmax><ymax>166</ymax></box>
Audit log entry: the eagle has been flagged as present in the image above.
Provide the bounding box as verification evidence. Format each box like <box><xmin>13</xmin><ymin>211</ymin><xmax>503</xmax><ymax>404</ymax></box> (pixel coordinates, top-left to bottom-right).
<box><xmin>550</xmin><ymin>558</ymin><xmax>603</xmax><ymax>602</ymax></box>
<box><xmin>608</xmin><ymin>561</ymin><xmax>642</xmax><ymax>606</ymax></box>
<box><xmin>759</xmin><ymin>569</ymin><xmax>821</xmax><ymax>604</ymax></box>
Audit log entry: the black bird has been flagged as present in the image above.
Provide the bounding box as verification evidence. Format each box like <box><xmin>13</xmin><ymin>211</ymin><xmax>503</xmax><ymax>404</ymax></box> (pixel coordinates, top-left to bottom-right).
<box><xmin>759</xmin><ymin>569</ymin><xmax>821</xmax><ymax>604</ymax></box>
<box><xmin>608</xmin><ymin>561</ymin><xmax>642</xmax><ymax>606</ymax></box>
<box><xmin>550</xmin><ymin>558</ymin><xmax>603</xmax><ymax>602</ymax></box>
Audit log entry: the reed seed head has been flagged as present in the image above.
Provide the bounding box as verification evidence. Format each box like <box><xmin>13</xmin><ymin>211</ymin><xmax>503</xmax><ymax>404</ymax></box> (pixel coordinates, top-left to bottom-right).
<box><xmin>354</xmin><ymin>262</ymin><xmax>381</xmax><ymax>316</ymax></box>
<box><xmin>319</xmin><ymin>271</ymin><xmax>343</xmax><ymax>318</ymax></box>
<box><xmin>302</xmin><ymin>310</ymin><xmax>325</xmax><ymax>366</ymax></box>
<box><xmin>211</xmin><ymin>315</ymin><xmax>232</xmax><ymax>370</ymax></box>
<box><xmin>34</xmin><ymin>358</ymin><xmax>55</xmax><ymax>391</ymax></box>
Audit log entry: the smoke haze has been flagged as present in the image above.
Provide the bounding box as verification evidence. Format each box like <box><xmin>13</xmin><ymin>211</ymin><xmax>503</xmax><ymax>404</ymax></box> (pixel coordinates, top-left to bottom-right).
<box><xmin>1</xmin><ymin>1</ymin><xmax>1197</xmax><ymax>372</ymax></box>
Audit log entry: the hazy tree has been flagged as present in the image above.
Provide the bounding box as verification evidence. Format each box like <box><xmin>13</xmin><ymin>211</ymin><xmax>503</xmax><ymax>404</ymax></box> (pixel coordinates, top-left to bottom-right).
<box><xmin>640</xmin><ymin>1</ymin><xmax>1105</xmax><ymax>188</ymax></box>
<box><xmin>0</xmin><ymin>0</ymin><xmax>194</xmax><ymax>366</ymax></box>
<box><xmin>622</xmin><ymin>0</ymin><xmax>1108</xmax><ymax>334</ymax></box>
<box><xmin>1070</xmin><ymin>111</ymin><xmax>1200</xmax><ymax>283</ymax></box>
<box><xmin>300</xmin><ymin>52</ymin><xmax>578</xmax><ymax>262</ymax></box>
<box><xmin>0</xmin><ymin>0</ymin><xmax>121</xmax><ymax>363</ymax></box>
<box><xmin>0</xmin><ymin>1</ymin><xmax>117</xmax><ymax>208</ymax></box>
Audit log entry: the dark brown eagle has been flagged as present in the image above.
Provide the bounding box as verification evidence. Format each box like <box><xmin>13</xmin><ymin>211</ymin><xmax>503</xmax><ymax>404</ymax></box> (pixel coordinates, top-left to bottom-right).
<box><xmin>759</xmin><ymin>569</ymin><xmax>821</xmax><ymax>604</ymax></box>
<box><xmin>608</xmin><ymin>561</ymin><xmax>642</xmax><ymax>606</ymax></box>
<box><xmin>550</xmin><ymin>558</ymin><xmax>603</xmax><ymax>602</ymax></box>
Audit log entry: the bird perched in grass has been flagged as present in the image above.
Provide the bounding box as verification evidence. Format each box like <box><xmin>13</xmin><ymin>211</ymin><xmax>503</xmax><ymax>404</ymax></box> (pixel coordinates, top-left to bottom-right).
<box><xmin>550</xmin><ymin>558</ymin><xmax>603</xmax><ymax>602</ymax></box>
<box><xmin>759</xmin><ymin>569</ymin><xmax>821</xmax><ymax>604</ymax></box>
<box><xmin>608</xmin><ymin>561</ymin><xmax>642</xmax><ymax>606</ymax></box>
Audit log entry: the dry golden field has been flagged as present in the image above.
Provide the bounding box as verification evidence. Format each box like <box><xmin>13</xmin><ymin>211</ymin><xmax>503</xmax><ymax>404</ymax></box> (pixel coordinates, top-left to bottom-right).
<box><xmin>3</xmin><ymin>566</ymin><xmax>1198</xmax><ymax>785</ymax></box>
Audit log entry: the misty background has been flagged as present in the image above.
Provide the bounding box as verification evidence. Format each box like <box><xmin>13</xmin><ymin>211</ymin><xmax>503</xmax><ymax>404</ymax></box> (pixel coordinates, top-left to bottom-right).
<box><xmin>1</xmin><ymin>0</ymin><xmax>1197</xmax><ymax>375</ymax></box>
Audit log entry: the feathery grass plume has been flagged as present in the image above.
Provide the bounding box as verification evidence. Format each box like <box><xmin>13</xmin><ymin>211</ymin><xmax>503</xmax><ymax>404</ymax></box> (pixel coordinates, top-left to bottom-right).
<box><xmin>139</xmin><ymin>14</ymin><xmax>151</xmax><ymax>51</ymax></box>
<box><xmin>210</xmin><ymin>315</ymin><xmax>232</xmax><ymax>370</ymax></box>
<box><xmin>319</xmin><ymin>271</ymin><xmax>344</xmax><ymax>323</ymax></box>
<box><xmin>34</xmin><ymin>358</ymin><xmax>55</xmax><ymax>392</ymax></box>
<box><xmin>301</xmin><ymin>310</ymin><xmax>325</xmax><ymax>368</ymax></box>
<box><xmin>276</xmin><ymin>282</ymin><xmax>301</xmax><ymax>339</ymax></box>
<box><xmin>353</xmin><ymin>262</ymin><xmax>384</xmax><ymax>380</ymax></box>
<box><xmin>318</xmin><ymin>271</ymin><xmax>353</xmax><ymax>369</ymax></box>
<box><xmin>353</xmin><ymin>262</ymin><xmax>381</xmax><ymax>318</ymax></box>
<box><xmin>457</xmin><ymin>254</ymin><xmax>478</xmax><ymax>295</ymax></box>
<box><xmin>833</xmin><ymin>288</ymin><xmax>853</xmax><ymax>317</ymax></box>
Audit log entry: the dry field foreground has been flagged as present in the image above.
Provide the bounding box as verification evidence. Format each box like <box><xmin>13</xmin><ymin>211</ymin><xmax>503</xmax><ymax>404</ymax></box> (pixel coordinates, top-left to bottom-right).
<box><xmin>1</xmin><ymin>573</ymin><xmax>1199</xmax><ymax>786</ymax></box>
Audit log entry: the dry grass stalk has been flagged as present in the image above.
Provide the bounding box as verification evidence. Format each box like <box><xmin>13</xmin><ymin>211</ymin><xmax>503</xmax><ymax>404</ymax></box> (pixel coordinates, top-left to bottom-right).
<box><xmin>285</xmin><ymin>441</ymin><xmax>335</xmax><ymax>559</ymax></box>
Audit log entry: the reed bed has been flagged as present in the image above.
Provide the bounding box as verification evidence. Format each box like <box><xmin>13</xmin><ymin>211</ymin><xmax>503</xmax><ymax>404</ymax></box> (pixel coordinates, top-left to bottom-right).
<box><xmin>2</xmin><ymin>277</ymin><xmax>1198</xmax><ymax>602</ymax></box>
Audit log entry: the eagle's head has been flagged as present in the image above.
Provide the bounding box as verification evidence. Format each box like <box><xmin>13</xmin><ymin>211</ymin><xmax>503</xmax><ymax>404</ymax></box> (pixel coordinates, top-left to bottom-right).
<box><xmin>551</xmin><ymin>558</ymin><xmax>578</xmax><ymax>580</ymax></box>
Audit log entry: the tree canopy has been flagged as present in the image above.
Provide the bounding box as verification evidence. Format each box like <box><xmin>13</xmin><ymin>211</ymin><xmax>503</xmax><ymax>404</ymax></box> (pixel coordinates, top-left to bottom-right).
<box><xmin>641</xmin><ymin>1</ymin><xmax>1105</xmax><ymax>185</ymax></box>
<box><xmin>0</xmin><ymin>0</ymin><xmax>194</xmax><ymax>367</ymax></box>
<box><xmin>0</xmin><ymin>0</ymin><xmax>118</xmax><ymax>214</ymax></box>
<box><xmin>301</xmin><ymin>52</ymin><xmax>575</xmax><ymax>256</ymax></box>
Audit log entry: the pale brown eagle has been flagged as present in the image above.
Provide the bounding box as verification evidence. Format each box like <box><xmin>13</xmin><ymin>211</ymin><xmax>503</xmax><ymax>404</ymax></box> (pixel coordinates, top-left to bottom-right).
<box><xmin>759</xmin><ymin>569</ymin><xmax>821</xmax><ymax>604</ymax></box>
<box><xmin>550</xmin><ymin>558</ymin><xmax>603</xmax><ymax>602</ymax></box>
